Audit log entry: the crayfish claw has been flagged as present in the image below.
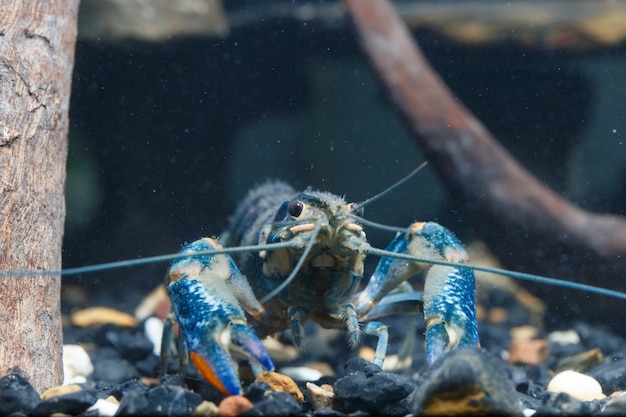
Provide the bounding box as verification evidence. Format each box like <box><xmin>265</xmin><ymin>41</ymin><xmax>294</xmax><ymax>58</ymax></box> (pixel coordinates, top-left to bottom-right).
<box><xmin>189</xmin><ymin>342</ymin><xmax>242</xmax><ymax>396</ymax></box>
<box><xmin>165</xmin><ymin>239</ymin><xmax>276</xmax><ymax>396</ymax></box>
<box><xmin>424</xmin><ymin>319</ymin><xmax>452</xmax><ymax>367</ymax></box>
<box><xmin>186</xmin><ymin>322</ymin><xmax>275</xmax><ymax>396</ymax></box>
<box><xmin>229</xmin><ymin>321</ymin><xmax>275</xmax><ymax>374</ymax></box>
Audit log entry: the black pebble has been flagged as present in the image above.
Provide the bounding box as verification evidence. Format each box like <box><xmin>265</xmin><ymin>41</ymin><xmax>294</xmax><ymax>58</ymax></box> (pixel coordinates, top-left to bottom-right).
<box><xmin>161</xmin><ymin>373</ymin><xmax>225</xmax><ymax>404</ymax></box>
<box><xmin>588</xmin><ymin>358</ymin><xmax>626</xmax><ymax>393</ymax></box>
<box><xmin>574</xmin><ymin>322</ymin><xmax>626</xmax><ymax>355</ymax></box>
<box><xmin>334</xmin><ymin>358</ymin><xmax>414</xmax><ymax>416</ymax></box>
<box><xmin>240</xmin><ymin>391</ymin><xmax>302</xmax><ymax>416</ymax></box>
<box><xmin>547</xmin><ymin>340</ymin><xmax>586</xmax><ymax>362</ymax></box>
<box><xmin>134</xmin><ymin>353</ymin><xmax>160</xmax><ymax>377</ymax></box>
<box><xmin>477</xmin><ymin>323</ymin><xmax>512</xmax><ymax>357</ymax></box>
<box><xmin>116</xmin><ymin>384</ymin><xmax>202</xmax><ymax>416</ymax></box>
<box><xmin>342</xmin><ymin>357</ymin><xmax>381</xmax><ymax>377</ymax></box>
<box><xmin>110</xmin><ymin>379</ymin><xmax>150</xmax><ymax>401</ymax></box>
<box><xmin>412</xmin><ymin>346</ymin><xmax>522</xmax><ymax>416</ymax></box>
<box><xmin>244</xmin><ymin>381</ymin><xmax>273</xmax><ymax>403</ymax></box>
<box><xmin>507</xmin><ymin>364</ymin><xmax>528</xmax><ymax>389</ymax></box>
<box><xmin>104</xmin><ymin>328</ymin><xmax>154</xmax><ymax>362</ymax></box>
<box><xmin>92</xmin><ymin>357</ymin><xmax>141</xmax><ymax>383</ymax></box>
<box><xmin>0</xmin><ymin>374</ymin><xmax>40</xmax><ymax>416</ymax></box>
<box><xmin>538</xmin><ymin>391</ymin><xmax>603</xmax><ymax>415</ymax></box>
<box><xmin>30</xmin><ymin>389</ymin><xmax>98</xmax><ymax>417</ymax></box>
<box><xmin>313</xmin><ymin>409</ymin><xmax>346</xmax><ymax>417</ymax></box>
<box><xmin>522</xmin><ymin>364</ymin><xmax>553</xmax><ymax>389</ymax></box>
<box><xmin>81</xmin><ymin>380</ymin><xmax>119</xmax><ymax>399</ymax></box>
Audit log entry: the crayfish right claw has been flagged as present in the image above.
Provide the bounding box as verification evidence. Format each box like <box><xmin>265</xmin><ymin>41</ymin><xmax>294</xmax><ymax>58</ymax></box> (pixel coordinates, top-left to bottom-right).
<box><xmin>424</xmin><ymin>318</ymin><xmax>452</xmax><ymax>367</ymax></box>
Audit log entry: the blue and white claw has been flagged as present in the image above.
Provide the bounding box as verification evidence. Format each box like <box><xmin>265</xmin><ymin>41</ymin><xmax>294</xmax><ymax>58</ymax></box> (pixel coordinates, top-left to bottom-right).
<box><xmin>167</xmin><ymin>238</ymin><xmax>275</xmax><ymax>395</ymax></box>
<box><xmin>355</xmin><ymin>222</ymin><xmax>479</xmax><ymax>366</ymax></box>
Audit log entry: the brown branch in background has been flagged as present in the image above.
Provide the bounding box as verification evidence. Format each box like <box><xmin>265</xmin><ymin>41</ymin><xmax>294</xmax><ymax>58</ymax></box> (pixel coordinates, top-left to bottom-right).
<box><xmin>344</xmin><ymin>0</ymin><xmax>626</xmax><ymax>324</ymax></box>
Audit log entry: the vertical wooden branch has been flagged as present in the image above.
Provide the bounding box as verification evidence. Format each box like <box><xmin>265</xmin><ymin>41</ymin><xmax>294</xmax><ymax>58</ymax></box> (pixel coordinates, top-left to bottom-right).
<box><xmin>0</xmin><ymin>1</ymin><xmax>79</xmax><ymax>392</ymax></box>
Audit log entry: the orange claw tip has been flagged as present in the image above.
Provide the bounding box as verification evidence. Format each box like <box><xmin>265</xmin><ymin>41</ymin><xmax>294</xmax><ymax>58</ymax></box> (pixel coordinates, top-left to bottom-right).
<box><xmin>190</xmin><ymin>351</ymin><xmax>242</xmax><ymax>396</ymax></box>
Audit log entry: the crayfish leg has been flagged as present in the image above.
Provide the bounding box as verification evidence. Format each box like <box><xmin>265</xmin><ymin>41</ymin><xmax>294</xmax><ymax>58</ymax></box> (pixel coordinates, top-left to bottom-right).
<box><xmin>362</xmin><ymin>321</ymin><xmax>389</xmax><ymax>367</ymax></box>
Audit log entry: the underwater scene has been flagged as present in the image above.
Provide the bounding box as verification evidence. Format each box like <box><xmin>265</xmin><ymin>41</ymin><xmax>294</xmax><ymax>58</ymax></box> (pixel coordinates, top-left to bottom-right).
<box><xmin>5</xmin><ymin>0</ymin><xmax>626</xmax><ymax>415</ymax></box>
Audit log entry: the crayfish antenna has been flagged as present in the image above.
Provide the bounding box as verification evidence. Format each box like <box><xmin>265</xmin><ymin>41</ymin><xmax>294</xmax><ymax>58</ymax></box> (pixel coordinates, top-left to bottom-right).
<box><xmin>350</xmin><ymin>161</ymin><xmax>428</xmax><ymax>212</ymax></box>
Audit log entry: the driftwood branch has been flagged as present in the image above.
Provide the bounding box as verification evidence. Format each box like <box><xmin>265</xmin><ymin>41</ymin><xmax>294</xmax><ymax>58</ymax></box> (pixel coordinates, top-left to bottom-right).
<box><xmin>0</xmin><ymin>1</ymin><xmax>79</xmax><ymax>392</ymax></box>
<box><xmin>344</xmin><ymin>0</ymin><xmax>626</xmax><ymax>324</ymax></box>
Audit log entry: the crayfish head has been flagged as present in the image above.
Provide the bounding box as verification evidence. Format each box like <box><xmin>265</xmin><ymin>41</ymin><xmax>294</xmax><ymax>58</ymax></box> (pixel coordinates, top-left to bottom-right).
<box><xmin>263</xmin><ymin>190</ymin><xmax>367</xmax><ymax>273</ymax></box>
<box><xmin>256</xmin><ymin>191</ymin><xmax>369</xmax><ymax>314</ymax></box>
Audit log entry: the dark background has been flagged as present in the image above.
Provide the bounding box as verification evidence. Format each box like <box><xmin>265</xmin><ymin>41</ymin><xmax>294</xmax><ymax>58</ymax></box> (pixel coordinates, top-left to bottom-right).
<box><xmin>63</xmin><ymin>1</ymin><xmax>626</xmax><ymax>314</ymax></box>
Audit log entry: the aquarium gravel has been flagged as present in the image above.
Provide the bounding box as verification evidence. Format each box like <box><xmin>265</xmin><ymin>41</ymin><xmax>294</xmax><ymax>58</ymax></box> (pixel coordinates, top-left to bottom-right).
<box><xmin>2</xmin><ymin>288</ymin><xmax>626</xmax><ymax>416</ymax></box>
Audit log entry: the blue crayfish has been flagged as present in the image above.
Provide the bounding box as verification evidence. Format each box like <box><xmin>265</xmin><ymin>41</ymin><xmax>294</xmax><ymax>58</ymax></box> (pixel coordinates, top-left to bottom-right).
<box><xmin>161</xmin><ymin>168</ymin><xmax>479</xmax><ymax>395</ymax></box>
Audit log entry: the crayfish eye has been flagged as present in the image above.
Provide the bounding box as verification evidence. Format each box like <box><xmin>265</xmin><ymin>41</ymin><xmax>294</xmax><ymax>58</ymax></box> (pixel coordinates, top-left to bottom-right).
<box><xmin>349</xmin><ymin>203</ymin><xmax>364</xmax><ymax>217</ymax></box>
<box><xmin>287</xmin><ymin>200</ymin><xmax>304</xmax><ymax>217</ymax></box>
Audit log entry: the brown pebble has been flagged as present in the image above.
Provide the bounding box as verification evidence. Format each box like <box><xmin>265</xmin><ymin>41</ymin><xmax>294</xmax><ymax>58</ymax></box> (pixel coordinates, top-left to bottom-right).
<box><xmin>262</xmin><ymin>337</ymin><xmax>299</xmax><ymax>361</ymax></box>
<box><xmin>140</xmin><ymin>376</ymin><xmax>161</xmax><ymax>387</ymax></box>
<box><xmin>218</xmin><ymin>395</ymin><xmax>253</xmax><ymax>417</ymax></box>
<box><xmin>357</xmin><ymin>346</ymin><xmax>376</xmax><ymax>362</ymax></box>
<box><xmin>487</xmin><ymin>307</ymin><xmax>508</xmax><ymax>324</ymax></box>
<box><xmin>556</xmin><ymin>348</ymin><xmax>603</xmax><ymax>373</ymax></box>
<box><xmin>509</xmin><ymin>325</ymin><xmax>539</xmax><ymax>340</ymax></box>
<box><xmin>256</xmin><ymin>371</ymin><xmax>305</xmax><ymax>402</ymax></box>
<box><xmin>71</xmin><ymin>307</ymin><xmax>138</xmax><ymax>327</ymax></box>
<box><xmin>61</xmin><ymin>284</ymin><xmax>89</xmax><ymax>307</ymax></box>
<box><xmin>41</xmin><ymin>384</ymin><xmax>81</xmax><ymax>401</ymax></box>
<box><xmin>507</xmin><ymin>338</ymin><xmax>550</xmax><ymax>365</ymax></box>
<box><xmin>105</xmin><ymin>395</ymin><xmax>120</xmax><ymax>405</ymax></box>
<box><xmin>475</xmin><ymin>304</ymin><xmax>486</xmax><ymax>322</ymax></box>
<box><xmin>193</xmin><ymin>400</ymin><xmax>219</xmax><ymax>417</ymax></box>
<box><xmin>134</xmin><ymin>284</ymin><xmax>171</xmax><ymax>321</ymax></box>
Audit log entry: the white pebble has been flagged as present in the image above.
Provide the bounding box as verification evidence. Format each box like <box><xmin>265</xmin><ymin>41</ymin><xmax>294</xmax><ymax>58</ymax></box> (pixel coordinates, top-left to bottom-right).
<box><xmin>144</xmin><ymin>316</ymin><xmax>164</xmax><ymax>356</ymax></box>
<box><xmin>306</xmin><ymin>382</ymin><xmax>334</xmax><ymax>411</ymax></box>
<box><xmin>262</xmin><ymin>337</ymin><xmax>299</xmax><ymax>361</ymax></box>
<box><xmin>63</xmin><ymin>344</ymin><xmax>93</xmax><ymax>385</ymax></box>
<box><xmin>279</xmin><ymin>366</ymin><xmax>323</xmax><ymax>381</ymax></box>
<box><xmin>381</xmin><ymin>353</ymin><xmax>412</xmax><ymax>371</ymax></box>
<box><xmin>87</xmin><ymin>398</ymin><xmax>120</xmax><ymax>417</ymax></box>
<box><xmin>547</xmin><ymin>330</ymin><xmax>580</xmax><ymax>345</ymax></box>
<box><xmin>547</xmin><ymin>370</ymin><xmax>605</xmax><ymax>401</ymax></box>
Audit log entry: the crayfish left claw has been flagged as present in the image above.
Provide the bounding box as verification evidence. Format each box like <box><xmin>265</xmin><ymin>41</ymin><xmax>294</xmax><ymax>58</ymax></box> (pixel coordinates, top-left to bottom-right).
<box><xmin>187</xmin><ymin>321</ymin><xmax>275</xmax><ymax>396</ymax></box>
<box><xmin>165</xmin><ymin>240</ymin><xmax>275</xmax><ymax>396</ymax></box>
<box><xmin>188</xmin><ymin>339</ymin><xmax>243</xmax><ymax>396</ymax></box>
